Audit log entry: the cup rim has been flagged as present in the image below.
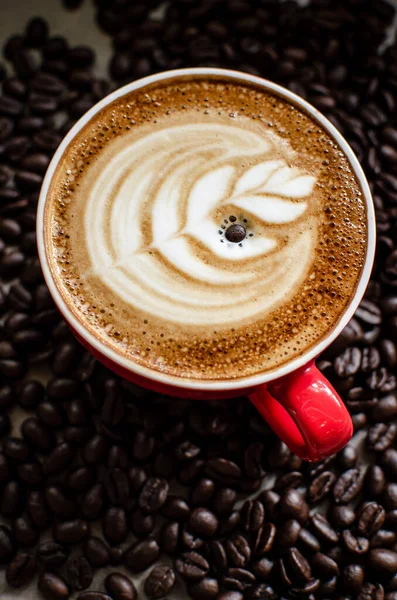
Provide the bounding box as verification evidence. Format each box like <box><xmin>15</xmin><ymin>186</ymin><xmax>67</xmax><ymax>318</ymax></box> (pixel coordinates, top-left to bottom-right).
<box><xmin>37</xmin><ymin>67</ymin><xmax>376</xmax><ymax>391</ymax></box>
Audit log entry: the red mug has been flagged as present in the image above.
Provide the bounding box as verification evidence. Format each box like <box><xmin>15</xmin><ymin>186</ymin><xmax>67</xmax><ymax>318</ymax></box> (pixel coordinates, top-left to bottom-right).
<box><xmin>37</xmin><ymin>68</ymin><xmax>376</xmax><ymax>462</ymax></box>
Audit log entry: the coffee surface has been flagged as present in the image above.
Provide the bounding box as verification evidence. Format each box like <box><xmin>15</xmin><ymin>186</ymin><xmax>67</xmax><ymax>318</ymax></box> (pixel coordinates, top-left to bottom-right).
<box><xmin>46</xmin><ymin>75</ymin><xmax>367</xmax><ymax>380</ymax></box>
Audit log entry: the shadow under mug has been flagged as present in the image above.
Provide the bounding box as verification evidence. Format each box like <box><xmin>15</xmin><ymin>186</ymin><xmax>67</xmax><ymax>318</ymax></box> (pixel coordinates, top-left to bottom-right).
<box><xmin>37</xmin><ymin>67</ymin><xmax>376</xmax><ymax>462</ymax></box>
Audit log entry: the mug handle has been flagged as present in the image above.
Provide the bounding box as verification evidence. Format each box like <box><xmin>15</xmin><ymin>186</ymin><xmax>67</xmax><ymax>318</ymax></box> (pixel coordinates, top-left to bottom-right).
<box><xmin>249</xmin><ymin>360</ymin><xmax>353</xmax><ymax>462</ymax></box>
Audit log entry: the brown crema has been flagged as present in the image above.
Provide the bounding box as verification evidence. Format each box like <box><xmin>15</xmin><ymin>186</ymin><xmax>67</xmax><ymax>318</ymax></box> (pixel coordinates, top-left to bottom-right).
<box><xmin>45</xmin><ymin>74</ymin><xmax>367</xmax><ymax>380</ymax></box>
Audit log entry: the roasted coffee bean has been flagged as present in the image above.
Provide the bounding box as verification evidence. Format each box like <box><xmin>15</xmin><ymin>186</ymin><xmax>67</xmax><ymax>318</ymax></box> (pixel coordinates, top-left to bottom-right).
<box><xmin>328</xmin><ymin>504</ymin><xmax>356</xmax><ymax>528</ymax></box>
<box><xmin>212</xmin><ymin>487</ymin><xmax>237</xmax><ymax>515</ymax></box>
<box><xmin>368</xmin><ymin>423</ymin><xmax>397</xmax><ymax>452</ymax></box>
<box><xmin>207</xmin><ymin>539</ymin><xmax>227</xmax><ymax>573</ymax></box>
<box><xmin>382</xmin><ymin>448</ymin><xmax>397</xmax><ymax>479</ymax></box>
<box><xmin>368</xmin><ymin>549</ymin><xmax>397</xmax><ymax>573</ymax></box>
<box><xmin>66</xmin><ymin>556</ymin><xmax>93</xmax><ymax>591</ymax></box>
<box><xmin>217</xmin><ymin>594</ymin><xmax>243</xmax><ymax>600</ymax></box>
<box><xmin>162</xmin><ymin>495</ymin><xmax>190</xmax><ymax>521</ymax></box>
<box><xmin>102</xmin><ymin>507</ymin><xmax>127</xmax><ymax>545</ymax></box>
<box><xmin>44</xmin><ymin>443</ymin><xmax>75</xmax><ymax>476</ymax></box>
<box><xmin>371</xmin><ymin>394</ymin><xmax>397</xmax><ymax>422</ymax></box>
<box><xmin>189</xmin><ymin>577</ymin><xmax>219</xmax><ymax>600</ymax></box>
<box><xmin>0</xmin><ymin>453</ymin><xmax>10</xmax><ymax>484</ymax></box>
<box><xmin>67</xmin><ymin>467</ymin><xmax>94</xmax><ymax>493</ymax></box>
<box><xmin>206</xmin><ymin>458</ymin><xmax>241</xmax><ymax>482</ymax></box>
<box><xmin>181</xmin><ymin>526</ymin><xmax>204</xmax><ymax>551</ymax></box>
<box><xmin>341</xmin><ymin>563</ymin><xmax>365</xmax><ymax>595</ymax></box>
<box><xmin>0</xmin><ymin>525</ymin><xmax>15</xmax><ymax>564</ymax></box>
<box><xmin>81</xmin><ymin>484</ymin><xmax>104</xmax><ymax>520</ymax></box>
<box><xmin>53</xmin><ymin>519</ymin><xmax>88</xmax><ymax>544</ymax></box>
<box><xmin>276</xmin><ymin>519</ymin><xmax>301</xmax><ymax>548</ymax></box>
<box><xmin>310</xmin><ymin>513</ymin><xmax>339</xmax><ymax>544</ymax></box>
<box><xmin>105</xmin><ymin>573</ymin><xmax>137</xmax><ymax>600</ymax></box>
<box><xmin>21</xmin><ymin>417</ymin><xmax>56</xmax><ymax>452</ymax></box>
<box><xmin>251</xmin><ymin>557</ymin><xmax>274</xmax><ymax>580</ymax></box>
<box><xmin>37</xmin><ymin>542</ymin><xmax>68</xmax><ymax>570</ymax></box>
<box><xmin>333</xmin><ymin>468</ymin><xmax>365</xmax><ymax>504</ymax></box>
<box><xmin>357</xmin><ymin>583</ymin><xmax>384</xmax><ymax>600</ymax></box>
<box><xmin>139</xmin><ymin>477</ymin><xmax>169</xmax><ymax>513</ymax></box>
<box><xmin>3</xmin><ymin>436</ymin><xmax>30</xmax><ymax>461</ymax></box>
<box><xmin>83</xmin><ymin>434</ymin><xmax>108</xmax><ymax>464</ymax></box>
<box><xmin>13</xmin><ymin>514</ymin><xmax>38</xmax><ymax>546</ymax></box>
<box><xmin>18</xmin><ymin>379</ymin><xmax>44</xmax><ymax>409</ymax></box>
<box><xmin>334</xmin><ymin>347</ymin><xmax>362</xmax><ymax>377</ymax></box>
<box><xmin>370</xmin><ymin>529</ymin><xmax>396</xmax><ymax>548</ymax></box>
<box><xmin>342</xmin><ymin>530</ymin><xmax>369</xmax><ymax>555</ymax></box>
<box><xmin>144</xmin><ymin>564</ymin><xmax>176</xmax><ymax>599</ymax></box>
<box><xmin>226</xmin><ymin>534</ymin><xmax>251</xmax><ymax>567</ymax></box>
<box><xmin>175</xmin><ymin>551</ymin><xmax>209</xmax><ymax>581</ymax></box>
<box><xmin>241</xmin><ymin>500</ymin><xmax>264</xmax><ymax>532</ymax></box>
<box><xmin>191</xmin><ymin>479</ymin><xmax>215</xmax><ymax>506</ymax></box>
<box><xmin>298</xmin><ymin>528</ymin><xmax>321</xmax><ymax>553</ymax></box>
<box><xmin>103</xmin><ymin>468</ymin><xmax>129</xmax><ymax>506</ymax></box>
<box><xmin>2</xmin><ymin>480</ymin><xmax>25</xmax><ymax>517</ymax></box>
<box><xmin>6</xmin><ymin>552</ymin><xmax>36</xmax><ymax>588</ymax></box>
<box><xmin>161</xmin><ymin>521</ymin><xmax>180</xmax><ymax>555</ymax></box>
<box><xmin>311</xmin><ymin>552</ymin><xmax>339</xmax><ymax>576</ymax></box>
<box><xmin>357</xmin><ymin>502</ymin><xmax>385</xmax><ymax>536</ymax></box>
<box><xmin>253</xmin><ymin>522</ymin><xmax>276</xmax><ymax>555</ymax></box>
<box><xmin>38</xmin><ymin>573</ymin><xmax>70</xmax><ymax>600</ymax></box>
<box><xmin>27</xmin><ymin>491</ymin><xmax>49</xmax><ymax>529</ymax></box>
<box><xmin>130</xmin><ymin>508</ymin><xmax>155</xmax><ymax>538</ymax></box>
<box><xmin>280</xmin><ymin>489</ymin><xmax>309</xmax><ymax>523</ymax></box>
<box><xmin>188</xmin><ymin>507</ymin><xmax>218</xmax><ymax>537</ymax></box>
<box><xmin>124</xmin><ymin>538</ymin><xmax>160</xmax><ymax>573</ymax></box>
<box><xmin>46</xmin><ymin>484</ymin><xmax>77</xmax><ymax>518</ymax></box>
<box><xmin>223</xmin><ymin>565</ymin><xmax>256</xmax><ymax>591</ymax></box>
<box><xmin>309</xmin><ymin>471</ymin><xmax>335</xmax><ymax>503</ymax></box>
<box><xmin>84</xmin><ymin>536</ymin><xmax>111</xmax><ymax>568</ymax></box>
<box><xmin>284</xmin><ymin>547</ymin><xmax>311</xmax><ymax>582</ymax></box>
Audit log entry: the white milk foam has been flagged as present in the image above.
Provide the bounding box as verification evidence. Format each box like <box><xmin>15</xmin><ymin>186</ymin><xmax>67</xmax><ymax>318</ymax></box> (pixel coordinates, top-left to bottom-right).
<box><xmin>85</xmin><ymin>121</ymin><xmax>316</xmax><ymax>326</ymax></box>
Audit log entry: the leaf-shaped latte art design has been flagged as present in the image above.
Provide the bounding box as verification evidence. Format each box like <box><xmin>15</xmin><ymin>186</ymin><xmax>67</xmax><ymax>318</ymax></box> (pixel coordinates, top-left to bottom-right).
<box><xmin>85</xmin><ymin>122</ymin><xmax>318</xmax><ymax>325</ymax></box>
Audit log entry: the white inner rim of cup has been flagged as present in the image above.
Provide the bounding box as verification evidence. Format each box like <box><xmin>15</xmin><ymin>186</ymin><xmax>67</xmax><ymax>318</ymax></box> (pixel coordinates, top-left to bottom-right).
<box><xmin>37</xmin><ymin>68</ymin><xmax>376</xmax><ymax>391</ymax></box>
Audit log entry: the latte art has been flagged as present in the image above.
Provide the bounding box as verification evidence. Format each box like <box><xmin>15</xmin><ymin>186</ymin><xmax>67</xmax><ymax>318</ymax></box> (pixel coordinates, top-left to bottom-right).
<box><xmin>86</xmin><ymin>123</ymin><xmax>316</xmax><ymax>325</ymax></box>
<box><xmin>46</xmin><ymin>75</ymin><xmax>367</xmax><ymax>380</ymax></box>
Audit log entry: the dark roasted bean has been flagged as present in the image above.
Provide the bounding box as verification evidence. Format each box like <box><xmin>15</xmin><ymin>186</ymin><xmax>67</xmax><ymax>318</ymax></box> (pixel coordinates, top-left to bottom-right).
<box><xmin>124</xmin><ymin>538</ymin><xmax>160</xmax><ymax>573</ymax></box>
<box><xmin>37</xmin><ymin>542</ymin><xmax>68</xmax><ymax>570</ymax></box>
<box><xmin>38</xmin><ymin>573</ymin><xmax>70</xmax><ymax>600</ymax></box>
<box><xmin>0</xmin><ymin>525</ymin><xmax>15</xmax><ymax>564</ymax></box>
<box><xmin>162</xmin><ymin>495</ymin><xmax>190</xmax><ymax>521</ymax></box>
<box><xmin>357</xmin><ymin>502</ymin><xmax>385</xmax><ymax>536</ymax></box>
<box><xmin>175</xmin><ymin>551</ymin><xmax>209</xmax><ymax>581</ymax></box>
<box><xmin>53</xmin><ymin>520</ymin><xmax>88</xmax><ymax>544</ymax></box>
<box><xmin>342</xmin><ymin>530</ymin><xmax>369</xmax><ymax>555</ymax></box>
<box><xmin>144</xmin><ymin>564</ymin><xmax>176</xmax><ymax>599</ymax></box>
<box><xmin>102</xmin><ymin>507</ymin><xmax>127</xmax><ymax>545</ymax></box>
<box><xmin>188</xmin><ymin>507</ymin><xmax>218</xmax><ymax>537</ymax></box>
<box><xmin>84</xmin><ymin>537</ymin><xmax>111</xmax><ymax>568</ymax></box>
<box><xmin>131</xmin><ymin>508</ymin><xmax>155</xmax><ymax>538</ymax></box>
<box><xmin>310</xmin><ymin>513</ymin><xmax>339</xmax><ymax>544</ymax></box>
<box><xmin>160</xmin><ymin>521</ymin><xmax>180</xmax><ymax>555</ymax></box>
<box><xmin>226</xmin><ymin>534</ymin><xmax>251</xmax><ymax>567</ymax></box>
<box><xmin>105</xmin><ymin>573</ymin><xmax>137</xmax><ymax>600</ymax></box>
<box><xmin>139</xmin><ymin>477</ymin><xmax>169</xmax><ymax>513</ymax></box>
<box><xmin>333</xmin><ymin>468</ymin><xmax>364</xmax><ymax>503</ymax></box>
<box><xmin>241</xmin><ymin>500</ymin><xmax>265</xmax><ymax>532</ymax></box>
<box><xmin>6</xmin><ymin>552</ymin><xmax>36</xmax><ymax>588</ymax></box>
<box><xmin>66</xmin><ymin>556</ymin><xmax>93</xmax><ymax>591</ymax></box>
<box><xmin>368</xmin><ymin>549</ymin><xmax>397</xmax><ymax>573</ymax></box>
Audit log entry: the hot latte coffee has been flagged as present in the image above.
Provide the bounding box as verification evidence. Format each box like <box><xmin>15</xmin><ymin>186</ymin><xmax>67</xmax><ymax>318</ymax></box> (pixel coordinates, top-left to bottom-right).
<box><xmin>45</xmin><ymin>74</ymin><xmax>367</xmax><ymax>380</ymax></box>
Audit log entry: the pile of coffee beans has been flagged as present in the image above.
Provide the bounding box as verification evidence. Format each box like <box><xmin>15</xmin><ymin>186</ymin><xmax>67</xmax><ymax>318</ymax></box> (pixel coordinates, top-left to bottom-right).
<box><xmin>1</xmin><ymin>1</ymin><xmax>397</xmax><ymax>599</ymax></box>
